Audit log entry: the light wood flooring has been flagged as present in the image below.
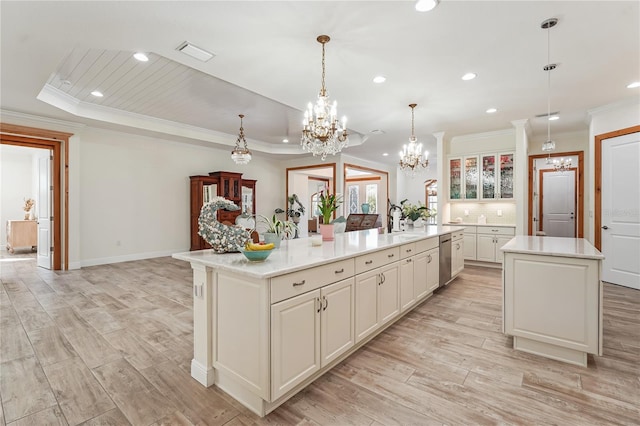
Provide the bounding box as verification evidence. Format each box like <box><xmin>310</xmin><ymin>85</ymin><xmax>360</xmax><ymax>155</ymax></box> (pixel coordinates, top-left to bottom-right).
<box><xmin>1</xmin><ymin>250</ymin><xmax>638</xmax><ymax>425</ymax></box>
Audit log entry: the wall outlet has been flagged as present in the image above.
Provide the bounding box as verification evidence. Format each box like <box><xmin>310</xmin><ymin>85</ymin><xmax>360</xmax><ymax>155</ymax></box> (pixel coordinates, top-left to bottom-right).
<box><xmin>497</xmin><ymin>209</ymin><xmax>503</xmax><ymax>217</ymax></box>
<box><xmin>464</xmin><ymin>209</ymin><xmax>469</xmax><ymax>216</ymax></box>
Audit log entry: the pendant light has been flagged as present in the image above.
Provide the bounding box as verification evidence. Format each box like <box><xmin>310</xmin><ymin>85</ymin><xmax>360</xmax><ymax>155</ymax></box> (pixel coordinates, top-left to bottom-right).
<box><xmin>541</xmin><ymin>17</ymin><xmax>558</xmax><ymax>155</ymax></box>
<box><xmin>301</xmin><ymin>35</ymin><xmax>348</xmax><ymax>160</ymax></box>
<box><xmin>231</xmin><ymin>114</ymin><xmax>252</xmax><ymax>165</ymax></box>
<box><xmin>399</xmin><ymin>103</ymin><xmax>429</xmax><ymax>176</ymax></box>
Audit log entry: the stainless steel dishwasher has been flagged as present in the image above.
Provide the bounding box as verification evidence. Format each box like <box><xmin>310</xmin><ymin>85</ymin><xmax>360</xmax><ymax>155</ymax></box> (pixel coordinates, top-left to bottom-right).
<box><xmin>439</xmin><ymin>233</ymin><xmax>452</xmax><ymax>287</ymax></box>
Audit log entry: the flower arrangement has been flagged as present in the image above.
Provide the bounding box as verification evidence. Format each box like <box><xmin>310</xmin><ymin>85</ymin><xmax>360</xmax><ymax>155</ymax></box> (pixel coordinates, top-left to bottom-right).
<box><xmin>401</xmin><ymin>200</ymin><xmax>434</xmax><ymax>221</ymax></box>
<box><xmin>23</xmin><ymin>198</ymin><xmax>35</xmax><ymax>220</ymax></box>
<box><xmin>318</xmin><ymin>190</ymin><xmax>342</xmax><ymax>225</ymax></box>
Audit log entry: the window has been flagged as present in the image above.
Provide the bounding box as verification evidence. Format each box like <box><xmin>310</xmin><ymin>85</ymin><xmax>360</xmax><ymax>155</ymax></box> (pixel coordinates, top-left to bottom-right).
<box><xmin>348</xmin><ymin>185</ymin><xmax>359</xmax><ymax>213</ymax></box>
<box><xmin>365</xmin><ymin>184</ymin><xmax>378</xmax><ymax>213</ymax></box>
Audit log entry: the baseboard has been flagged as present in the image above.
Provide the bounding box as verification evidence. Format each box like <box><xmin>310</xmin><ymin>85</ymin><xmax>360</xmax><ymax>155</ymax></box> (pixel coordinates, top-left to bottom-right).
<box><xmin>80</xmin><ymin>248</ymin><xmax>187</xmax><ymax>268</ymax></box>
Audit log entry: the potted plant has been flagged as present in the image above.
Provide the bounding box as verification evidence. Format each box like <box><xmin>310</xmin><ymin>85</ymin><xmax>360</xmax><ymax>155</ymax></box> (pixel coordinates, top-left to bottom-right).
<box><xmin>258</xmin><ymin>214</ymin><xmax>298</xmax><ymax>248</ymax></box>
<box><xmin>400</xmin><ymin>200</ymin><xmax>433</xmax><ymax>227</ymax></box>
<box><xmin>317</xmin><ymin>190</ymin><xmax>342</xmax><ymax>241</ymax></box>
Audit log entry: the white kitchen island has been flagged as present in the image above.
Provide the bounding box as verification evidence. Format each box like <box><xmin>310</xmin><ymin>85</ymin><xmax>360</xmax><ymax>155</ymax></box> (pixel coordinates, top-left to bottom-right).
<box><xmin>173</xmin><ymin>226</ymin><xmax>463</xmax><ymax>416</ymax></box>
<box><xmin>501</xmin><ymin>236</ymin><xmax>604</xmax><ymax>367</ymax></box>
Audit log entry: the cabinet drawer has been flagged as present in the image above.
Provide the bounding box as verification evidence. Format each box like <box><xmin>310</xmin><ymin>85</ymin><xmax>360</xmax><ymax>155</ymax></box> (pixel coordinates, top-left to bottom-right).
<box><xmin>399</xmin><ymin>243</ymin><xmax>416</xmax><ymax>259</ymax></box>
<box><xmin>416</xmin><ymin>237</ymin><xmax>439</xmax><ymax>253</ymax></box>
<box><xmin>355</xmin><ymin>247</ymin><xmax>400</xmax><ymax>274</ymax></box>
<box><xmin>452</xmin><ymin>231</ymin><xmax>464</xmax><ymax>241</ymax></box>
<box><xmin>477</xmin><ymin>226</ymin><xmax>515</xmax><ymax>236</ymax></box>
<box><xmin>271</xmin><ymin>259</ymin><xmax>355</xmax><ymax>304</ymax></box>
<box><xmin>463</xmin><ymin>225</ymin><xmax>477</xmax><ymax>234</ymax></box>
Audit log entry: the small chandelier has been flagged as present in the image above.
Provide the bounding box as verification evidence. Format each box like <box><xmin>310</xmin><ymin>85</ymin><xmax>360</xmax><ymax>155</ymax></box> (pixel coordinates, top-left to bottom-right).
<box><xmin>553</xmin><ymin>157</ymin><xmax>572</xmax><ymax>172</ymax></box>
<box><xmin>301</xmin><ymin>35</ymin><xmax>348</xmax><ymax>160</ymax></box>
<box><xmin>399</xmin><ymin>103</ymin><xmax>429</xmax><ymax>176</ymax></box>
<box><xmin>231</xmin><ymin>114</ymin><xmax>252</xmax><ymax>165</ymax></box>
<box><xmin>541</xmin><ymin>17</ymin><xmax>558</xmax><ymax>153</ymax></box>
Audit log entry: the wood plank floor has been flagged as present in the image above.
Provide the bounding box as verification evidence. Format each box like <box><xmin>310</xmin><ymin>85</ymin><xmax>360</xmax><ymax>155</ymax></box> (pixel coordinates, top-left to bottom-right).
<box><xmin>1</xmin><ymin>251</ymin><xmax>638</xmax><ymax>425</ymax></box>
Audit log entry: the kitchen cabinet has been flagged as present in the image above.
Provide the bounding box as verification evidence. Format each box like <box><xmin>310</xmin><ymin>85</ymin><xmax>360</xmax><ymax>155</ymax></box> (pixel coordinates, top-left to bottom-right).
<box><xmin>480</xmin><ymin>153</ymin><xmax>514</xmax><ymax>200</ymax></box>
<box><xmin>449</xmin><ymin>151</ymin><xmax>514</xmax><ymax>201</ymax></box>
<box><xmin>355</xmin><ymin>262</ymin><xmax>399</xmax><ymax>343</ymax></box>
<box><xmin>452</xmin><ymin>231</ymin><xmax>464</xmax><ymax>277</ymax></box>
<box><xmin>449</xmin><ymin>156</ymin><xmax>479</xmax><ymax>200</ymax></box>
<box><xmin>189</xmin><ymin>171</ymin><xmax>257</xmax><ymax>251</ymax></box>
<box><xmin>400</xmin><ymin>256</ymin><xmax>415</xmax><ymax>312</ymax></box>
<box><xmin>462</xmin><ymin>226</ymin><xmax>477</xmax><ymax>260</ymax></box>
<box><xmin>271</xmin><ymin>277</ymin><xmax>355</xmax><ymax>400</ymax></box>
<box><xmin>476</xmin><ymin>227</ymin><xmax>516</xmax><ymax>262</ymax></box>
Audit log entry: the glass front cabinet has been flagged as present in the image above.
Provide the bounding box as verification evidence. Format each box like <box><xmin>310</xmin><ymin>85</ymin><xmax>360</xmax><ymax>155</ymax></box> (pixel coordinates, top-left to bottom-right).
<box><xmin>449</xmin><ymin>152</ymin><xmax>514</xmax><ymax>201</ymax></box>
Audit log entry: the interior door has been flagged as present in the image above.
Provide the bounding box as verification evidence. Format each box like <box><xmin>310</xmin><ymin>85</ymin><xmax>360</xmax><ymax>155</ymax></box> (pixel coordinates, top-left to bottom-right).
<box><xmin>601</xmin><ymin>132</ymin><xmax>640</xmax><ymax>289</ymax></box>
<box><xmin>37</xmin><ymin>154</ymin><xmax>52</xmax><ymax>269</ymax></box>
<box><xmin>540</xmin><ymin>169</ymin><xmax>576</xmax><ymax>237</ymax></box>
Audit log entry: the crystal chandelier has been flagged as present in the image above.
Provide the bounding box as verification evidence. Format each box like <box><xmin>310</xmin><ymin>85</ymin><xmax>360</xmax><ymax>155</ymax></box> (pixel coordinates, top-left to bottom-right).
<box><xmin>301</xmin><ymin>35</ymin><xmax>348</xmax><ymax>160</ymax></box>
<box><xmin>553</xmin><ymin>157</ymin><xmax>572</xmax><ymax>172</ymax></box>
<box><xmin>541</xmin><ymin>18</ymin><xmax>558</xmax><ymax>154</ymax></box>
<box><xmin>399</xmin><ymin>103</ymin><xmax>429</xmax><ymax>176</ymax></box>
<box><xmin>231</xmin><ymin>114</ymin><xmax>252</xmax><ymax>165</ymax></box>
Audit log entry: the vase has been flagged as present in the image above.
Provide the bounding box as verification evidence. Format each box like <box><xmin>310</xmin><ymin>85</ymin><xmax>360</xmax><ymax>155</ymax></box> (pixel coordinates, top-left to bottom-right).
<box><xmin>319</xmin><ymin>224</ymin><xmax>334</xmax><ymax>241</ymax></box>
<box><xmin>263</xmin><ymin>232</ymin><xmax>281</xmax><ymax>248</ymax></box>
<box><xmin>361</xmin><ymin>203</ymin><xmax>370</xmax><ymax>214</ymax></box>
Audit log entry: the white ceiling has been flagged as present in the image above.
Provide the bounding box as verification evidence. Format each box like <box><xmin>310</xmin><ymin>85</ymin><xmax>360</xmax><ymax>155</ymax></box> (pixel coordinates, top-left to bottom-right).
<box><xmin>1</xmin><ymin>1</ymin><xmax>638</xmax><ymax>167</ymax></box>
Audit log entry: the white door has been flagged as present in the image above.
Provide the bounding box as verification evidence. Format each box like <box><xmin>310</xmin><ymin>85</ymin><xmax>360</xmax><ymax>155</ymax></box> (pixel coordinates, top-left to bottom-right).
<box><xmin>541</xmin><ymin>169</ymin><xmax>576</xmax><ymax>238</ymax></box>
<box><xmin>37</xmin><ymin>154</ymin><xmax>52</xmax><ymax>269</ymax></box>
<box><xmin>601</xmin><ymin>132</ymin><xmax>640</xmax><ymax>289</ymax></box>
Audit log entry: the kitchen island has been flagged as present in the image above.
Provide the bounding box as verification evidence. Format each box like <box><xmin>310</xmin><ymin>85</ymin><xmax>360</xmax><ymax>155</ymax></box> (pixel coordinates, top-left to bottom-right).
<box><xmin>173</xmin><ymin>226</ymin><xmax>463</xmax><ymax>416</ymax></box>
<box><xmin>501</xmin><ymin>236</ymin><xmax>604</xmax><ymax>367</ymax></box>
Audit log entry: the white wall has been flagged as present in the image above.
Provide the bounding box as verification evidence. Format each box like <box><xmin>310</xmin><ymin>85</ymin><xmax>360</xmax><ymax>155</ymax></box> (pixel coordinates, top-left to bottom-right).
<box><xmin>0</xmin><ymin>145</ymin><xmax>48</xmax><ymax>247</ymax></box>
<box><xmin>74</xmin><ymin>126</ymin><xmax>285</xmax><ymax>267</ymax></box>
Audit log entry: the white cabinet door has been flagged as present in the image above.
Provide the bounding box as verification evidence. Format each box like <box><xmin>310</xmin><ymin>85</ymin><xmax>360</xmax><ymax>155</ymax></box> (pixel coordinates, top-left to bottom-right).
<box><xmin>355</xmin><ymin>269</ymin><xmax>380</xmax><ymax>343</ymax></box>
<box><xmin>320</xmin><ymin>278</ymin><xmax>355</xmax><ymax>367</ymax></box>
<box><xmin>413</xmin><ymin>252</ymin><xmax>428</xmax><ymax>300</ymax></box>
<box><xmin>271</xmin><ymin>290</ymin><xmax>321</xmax><ymax>400</ymax></box>
<box><xmin>426</xmin><ymin>247</ymin><xmax>440</xmax><ymax>293</ymax></box>
<box><xmin>452</xmin><ymin>238</ymin><xmax>464</xmax><ymax>277</ymax></box>
<box><xmin>399</xmin><ymin>257</ymin><xmax>415</xmax><ymax>312</ymax></box>
<box><xmin>378</xmin><ymin>263</ymin><xmax>400</xmax><ymax>326</ymax></box>
<box><xmin>463</xmin><ymin>233</ymin><xmax>477</xmax><ymax>260</ymax></box>
<box><xmin>495</xmin><ymin>236</ymin><xmax>512</xmax><ymax>263</ymax></box>
<box><xmin>476</xmin><ymin>234</ymin><xmax>496</xmax><ymax>262</ymax></box>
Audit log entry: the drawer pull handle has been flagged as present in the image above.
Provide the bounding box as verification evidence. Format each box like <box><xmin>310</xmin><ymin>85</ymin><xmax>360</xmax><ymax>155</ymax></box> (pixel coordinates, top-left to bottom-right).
<box><xmin>388</xmin><ymin>254</ymin><xmax>395</xmax><ymax>258</ymax></box>
<box><xmin>322</xmin><ymin>296</ymin><xmax>328</xmax><ymax>311</ymax></box>
<box><xmin>492</xmin><ymin>229</ymin><xmax>499</xmax><ymax>232</ymax></box>
<box><xmin>406</xmin><ymin>258</ymin><xmax>412</xmax><ymax>263</ymax></box>
<box><xmin>335</xmin><ymin>268</ymin><xmax>344</xmax><ymax>274</ymax></box>
<box><xmin>427</xmin><ymin>254</ymin><xmax>432</xmax><ymax>263</ymax></box>
<box><xmin>317</xmin><ymin>297</ymin><xmax>322</xmax><ymax>313</ymax></box>
<box><xmin>365</xmin><ymin>260</ymin><xmax>373</xmax><ymax>265</ymax></box>
<box><xmin>406</xmin><ymin>249</ymin><xmax>412</xmax><ymax>253</ymax></box>
<box><xmin>292</xmin><ymin>280</ymin><xmax>306</xmax><ymax>287</ymax></box>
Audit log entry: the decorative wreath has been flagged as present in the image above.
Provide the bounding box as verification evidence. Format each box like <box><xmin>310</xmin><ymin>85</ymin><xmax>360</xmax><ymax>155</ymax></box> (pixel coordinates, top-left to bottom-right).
<box><xmin>198</xmin><ymin>197</ymin><xmax>251</xmax><ymax>253</ymax></box>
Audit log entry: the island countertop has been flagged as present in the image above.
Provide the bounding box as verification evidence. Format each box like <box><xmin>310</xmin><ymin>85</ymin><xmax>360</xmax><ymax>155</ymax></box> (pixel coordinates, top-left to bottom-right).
<box><xmin>173</xmin><ymin>225</ymin><xmax>463</xmax><ymax>279</ymax></box>
<box><xmin>501</xmin><ymin>236</ymin><xmax>604</xmax><ymax>260</ymax></box>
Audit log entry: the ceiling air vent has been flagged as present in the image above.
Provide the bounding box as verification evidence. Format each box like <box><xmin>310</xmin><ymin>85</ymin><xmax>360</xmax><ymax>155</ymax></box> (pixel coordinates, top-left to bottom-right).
<box><xmin>176</xmin><ymin>41</ymin><xmax>215</xmax><ymax>62</ymax></box>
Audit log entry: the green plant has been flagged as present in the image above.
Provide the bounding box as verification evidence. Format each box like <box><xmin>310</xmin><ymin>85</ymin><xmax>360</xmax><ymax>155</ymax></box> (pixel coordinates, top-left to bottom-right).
<box><xmin>318</xmin><ymin>191</ymin><xmax>342</xmax><ymax>225</ymax></box>
<box><xmin>401</xmin><ymin>200</ymin><xmax>433</xmax><ymax>221</ymax></box>
<box><xmin>258</xmin><ymin>214</ymin><xmax>298</xmax><ymax>239</ymax></box>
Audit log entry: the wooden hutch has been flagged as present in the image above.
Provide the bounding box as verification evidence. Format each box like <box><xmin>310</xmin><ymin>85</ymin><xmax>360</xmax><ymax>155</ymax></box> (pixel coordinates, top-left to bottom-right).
<box><xmin>190</xmin><ymin>171</ymin><xmax>256</xmax><ymax>251</ymax></box>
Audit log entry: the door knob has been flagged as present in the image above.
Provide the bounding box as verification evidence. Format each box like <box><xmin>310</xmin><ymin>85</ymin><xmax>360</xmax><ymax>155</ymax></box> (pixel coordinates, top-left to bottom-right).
<box><xmin>602</xmin><ymin>226</ymin><xmax>609</xmax><ymax>230</ymax></box>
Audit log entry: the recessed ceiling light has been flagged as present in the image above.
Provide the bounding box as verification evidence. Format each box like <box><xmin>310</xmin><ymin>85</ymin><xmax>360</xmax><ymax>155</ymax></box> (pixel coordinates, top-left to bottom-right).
<box><xmin>373</xmin><ymin>75</ymin><xmax>386</xmax><ymax>84</ymax></box>
<box><xmin>282</xmin><ymin>139</ymin><xmax>289</xmax><ymax>143</ymax></box>
<box><xmin>370</xmin><ymin>129</ymin><xmax>386</xmax><ymax>135</ymax></box>
<box><xmin>90</xmin><ymin>90</ymin><xmax>103</xmax><ymax>97</ymax></box>
<box><xmin>382</xmin><ymin>153</ymin><xmax>389</xmax><ymax>156</ymax></box>
<box><xmin>549</xmin><ymin>115</ymin><xmax>559</xmax><ymax>121</ymax></box>
<box><xmin>176</xmin><ymin>41</ymin><xmax>214</xmax><ymax>62</ymax></box>
<box><xmin>133</xmin><ymin>52</ymin><xmax>149</xmax><ymax>62</ymax></box>
<box><xmin>486</xmin><ymin>108</ymin><xmax>497</xmax><ymax>114</ymax></box>
<box><xmin>61</xmin><ymin>80</ymin><xmax>72</xmax><ymax>86</ymax></box>
<box><xmin>627</xmin><ymin>81</ymin><xmax>640</xmax><ymax>89</ymax></box>
<box><xmin>462</xmin><ymin>72</ymin><xmax>477</xmax><ymax>81</ymax></box>
<box><xmin>415</xmin><ymin>0</ymin><xmax>439</xmax><ymax>12</ymax></box>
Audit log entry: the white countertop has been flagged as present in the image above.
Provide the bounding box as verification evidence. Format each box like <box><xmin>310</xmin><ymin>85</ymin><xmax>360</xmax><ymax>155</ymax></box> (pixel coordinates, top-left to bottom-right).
<box><xmin>173</xmin><ymin>225</ymin><xmax>463</xmax><ymax>279</ymax></box>
<box><xmin>500</xmin><ymin>236</ymin><xmax>604</xmax><ymax>260</ymax></box>
<box><xmin>447</xmin><ymin>222</ymin><xmax>516</xmax><ymax>227</ymax></box>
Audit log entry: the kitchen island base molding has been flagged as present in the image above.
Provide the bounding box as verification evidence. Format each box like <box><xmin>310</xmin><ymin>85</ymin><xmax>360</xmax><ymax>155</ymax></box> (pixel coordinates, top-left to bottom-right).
<box><xmin>513</xmin><ymin>336</ymin><xmax>588</xmax><ymax>367</ymax></box>
<box><xmin>191</xmin><ymin>359</ymin><xmax>214</xmax><ymax>387</ymax></box>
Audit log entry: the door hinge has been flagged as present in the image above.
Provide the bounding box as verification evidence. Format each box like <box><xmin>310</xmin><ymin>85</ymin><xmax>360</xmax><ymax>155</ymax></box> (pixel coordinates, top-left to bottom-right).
<box><xmin>50</xmin><ymin>185</ymin><xmax>54</xmax><ymax>190</ymax></box>
<box><xmin>50</xmin><ymin>246</ymin><xmax>54</xmax><ymax>252</ymax></box>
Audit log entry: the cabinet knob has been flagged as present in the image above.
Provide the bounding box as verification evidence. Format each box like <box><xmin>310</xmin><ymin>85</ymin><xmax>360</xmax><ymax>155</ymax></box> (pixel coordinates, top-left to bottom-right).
<box><xmin>602</xmin><ymin>226</ymin><xmax>609</xmax><ymax>230</ymax></box>
<box><xmin>292</xmin><ymin>280</ymin><xmax>306</xmax><ymax>287</ymax></box>
<box><xmin>406</xmin><ymin>258</ymin><xmax>412</xmax><ymax>263</ymax></box>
